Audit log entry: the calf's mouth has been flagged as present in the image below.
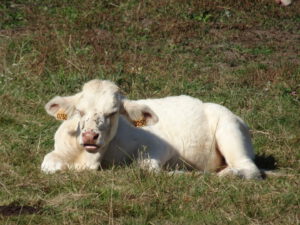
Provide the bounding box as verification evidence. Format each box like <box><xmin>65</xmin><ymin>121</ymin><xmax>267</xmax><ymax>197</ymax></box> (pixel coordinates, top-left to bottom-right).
<box><xmin>83</xmin><ymin>144</ymin><xmax>100</xmax><ymax>153</ymax></box>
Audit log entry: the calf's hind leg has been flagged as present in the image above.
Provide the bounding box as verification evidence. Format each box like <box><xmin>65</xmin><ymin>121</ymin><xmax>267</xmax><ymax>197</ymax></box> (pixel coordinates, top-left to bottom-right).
<box><xmin>215</xmin><ymin>118</ymin><xmax>261</xmax><ymax>179</ymax></box>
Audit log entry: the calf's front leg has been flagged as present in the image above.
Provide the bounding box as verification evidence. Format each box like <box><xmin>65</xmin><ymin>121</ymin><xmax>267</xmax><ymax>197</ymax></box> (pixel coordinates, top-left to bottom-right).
<box><xmin>137</xmin><ymin>144</ymin><xmax>173</xmax><ymax>172</ymax></box>
<box><xmin>41</xmin><ymin>151</ymin><xmax>69</xmax><ymax>173</ymax></box>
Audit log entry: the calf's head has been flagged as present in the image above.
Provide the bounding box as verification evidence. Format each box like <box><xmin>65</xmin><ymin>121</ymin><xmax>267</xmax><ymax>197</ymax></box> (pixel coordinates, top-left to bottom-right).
<box><xmin>45</xmin><ymin>79</ymin><xmax>158</xmax><ymax>154</ymax></box>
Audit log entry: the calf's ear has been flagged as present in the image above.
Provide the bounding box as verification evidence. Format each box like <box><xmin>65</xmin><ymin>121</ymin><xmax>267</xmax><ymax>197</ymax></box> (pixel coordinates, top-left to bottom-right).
<box><xmin>45</xmin><ymin>93</ymin><xmax>81</xmax><ymax>120</ymax></box>
<box><xmin>121</xmin><ymin>99</ymin><xmax>159</xmax><ymax>126</ymax></box>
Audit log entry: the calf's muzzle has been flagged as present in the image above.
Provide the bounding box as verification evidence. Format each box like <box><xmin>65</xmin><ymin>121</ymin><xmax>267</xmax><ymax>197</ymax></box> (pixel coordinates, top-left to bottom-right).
<box><xmin>82</xmin><ymin>131</ymin><xmax>99</xmax><ymax>144</ymax></box>
<box><xmin>82</xmin><ymin>131</ymin><xmax>101</xmax><ymax>152</ymax></box>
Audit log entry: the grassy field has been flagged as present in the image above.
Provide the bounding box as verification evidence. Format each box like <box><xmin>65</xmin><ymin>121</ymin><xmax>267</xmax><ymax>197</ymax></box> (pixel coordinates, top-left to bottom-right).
<box><xmin>0</xmin><ymin>0</ymin><xmax>299</xmax><ymax>224</ymax></box>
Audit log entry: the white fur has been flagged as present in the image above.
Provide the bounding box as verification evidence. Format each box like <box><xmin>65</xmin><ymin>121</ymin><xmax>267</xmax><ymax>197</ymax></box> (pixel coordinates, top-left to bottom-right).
<box><xmin>275</xmin><ymin>0</ymin><xmax>292</xmax><ymax>6</ymax></box>
<box><xmin>41</xmin><ymin>80</ymin><xmax>261</xmax><ymax>179</ymax></box>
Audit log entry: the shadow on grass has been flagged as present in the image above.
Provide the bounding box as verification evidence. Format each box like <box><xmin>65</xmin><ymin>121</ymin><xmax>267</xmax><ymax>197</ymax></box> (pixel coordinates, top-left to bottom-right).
<box><xmin>0</xmin><ymin>202</ymin><xmax>43</xmax><ymax>216</ymax></box>
<box><xmin>255</xmin><ymin>153</ymin><xmax>279</xmax><ymax>179</ymax></box>
<box><xmin>255</xmin><ymin>153</ymin><xmax>277</xmax><ymax>170</ymax></box>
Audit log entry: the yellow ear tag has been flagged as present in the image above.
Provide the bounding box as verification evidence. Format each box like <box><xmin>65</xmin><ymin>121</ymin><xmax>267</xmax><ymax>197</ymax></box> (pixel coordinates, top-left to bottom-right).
<box><xmin>133</xmin><ymin>118</ymin><xmax>146</xmax><ymax>127</ymax></box>
<box><xmin>56</xmin><ymin>109</ymin><xmax>68</xmax><ymax>120</ymax></box>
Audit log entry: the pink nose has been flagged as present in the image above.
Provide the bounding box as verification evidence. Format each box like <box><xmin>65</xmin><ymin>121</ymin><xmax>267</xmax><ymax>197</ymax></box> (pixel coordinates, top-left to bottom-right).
<box><xmin>82</xmin><ymin>131</ymin><xmax>99</xmax><ymax>144</ymax></box>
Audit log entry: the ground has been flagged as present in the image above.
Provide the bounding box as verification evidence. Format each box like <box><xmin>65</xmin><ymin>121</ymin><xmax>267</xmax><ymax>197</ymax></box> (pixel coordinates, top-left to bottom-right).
<box><xmin>0</xmin><ymin>0</ymin><xmax>299</xmax><ymax>224</ymax></box>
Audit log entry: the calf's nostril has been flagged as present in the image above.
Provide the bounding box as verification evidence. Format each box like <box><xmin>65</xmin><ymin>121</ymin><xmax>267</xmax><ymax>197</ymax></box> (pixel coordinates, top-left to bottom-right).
<box><xmin>93</xmin><ymin>133</ymin><xmax>99</xmax><ymax>140</ymax></box>
<box><xmin>82</xmin><ymin>131</ymin><xmax>99</xmax><ymax>144</ymax></box>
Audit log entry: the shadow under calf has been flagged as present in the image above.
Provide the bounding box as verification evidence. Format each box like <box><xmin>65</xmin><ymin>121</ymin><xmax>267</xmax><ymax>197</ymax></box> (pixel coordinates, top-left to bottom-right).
<box><xmin>255</xmin><ymin>153</ymin><xmax>278</xmax><ymax>178</ymax></box>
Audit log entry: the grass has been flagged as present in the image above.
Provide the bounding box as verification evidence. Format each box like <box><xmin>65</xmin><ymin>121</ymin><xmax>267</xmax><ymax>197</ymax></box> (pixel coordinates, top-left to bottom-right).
<box><xmin>0</xmin><ymin>0</ymin><xmax>299</xmax><ymax>224</ymax></box>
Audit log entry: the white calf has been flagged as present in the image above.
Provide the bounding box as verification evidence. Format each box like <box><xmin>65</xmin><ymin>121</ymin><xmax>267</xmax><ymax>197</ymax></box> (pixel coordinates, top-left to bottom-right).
<box><xmin>41</xmin><ymin>79</ymin><xmax>261</xmax><ymax>179</ymax></box>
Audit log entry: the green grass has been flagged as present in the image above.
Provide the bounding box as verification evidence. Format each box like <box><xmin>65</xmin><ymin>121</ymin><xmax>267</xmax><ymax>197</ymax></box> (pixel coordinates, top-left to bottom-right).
<box><xmin>0</xmin><ymin>0</ymin><xmax>299</xmax><ymax>224</ymax></box>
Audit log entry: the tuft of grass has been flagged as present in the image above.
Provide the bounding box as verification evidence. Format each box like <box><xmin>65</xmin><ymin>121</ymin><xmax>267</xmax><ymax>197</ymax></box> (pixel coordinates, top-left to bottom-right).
<box><xmin>0</xmin><ymin>0</ymin><xmax>299</xmax><ymax>224</ymax></box>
